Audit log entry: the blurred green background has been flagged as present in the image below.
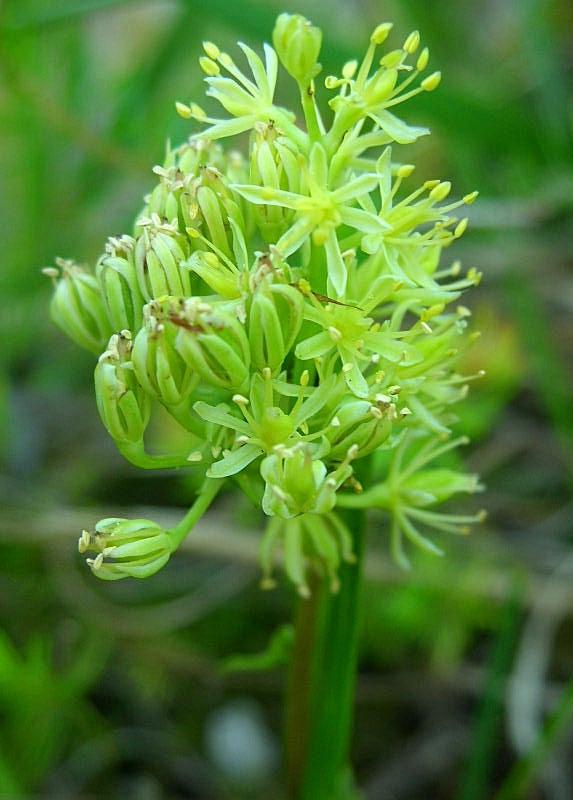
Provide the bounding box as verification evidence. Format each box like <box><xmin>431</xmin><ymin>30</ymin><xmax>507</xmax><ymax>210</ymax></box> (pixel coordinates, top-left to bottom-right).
<box><xmin>0</xmin><ymin>0</ymin><xmax>572</xmax><ymax>797</ymax></box>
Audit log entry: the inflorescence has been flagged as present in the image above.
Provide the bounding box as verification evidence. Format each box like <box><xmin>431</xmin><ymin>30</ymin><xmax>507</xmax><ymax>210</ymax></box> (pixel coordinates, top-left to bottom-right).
<box><xmin>45</xmin><ymin>14</ymin><xmax>485</xmax><ymax>595</ymax></box>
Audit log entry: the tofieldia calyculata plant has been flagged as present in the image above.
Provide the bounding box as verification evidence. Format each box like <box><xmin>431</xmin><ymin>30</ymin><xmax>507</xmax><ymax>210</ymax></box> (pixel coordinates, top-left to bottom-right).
<box><xmin>44</xmin><ymin>14</ymin><xmax>485</xmax><ymax>797</ymax></box>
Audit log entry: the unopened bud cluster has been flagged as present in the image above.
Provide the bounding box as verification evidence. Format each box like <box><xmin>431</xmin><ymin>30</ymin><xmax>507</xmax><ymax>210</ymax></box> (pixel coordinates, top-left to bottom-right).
<box><xmin>45</xmin><ymin>15</ymin><xmax>484</xmax><ymax>593</ymax></box>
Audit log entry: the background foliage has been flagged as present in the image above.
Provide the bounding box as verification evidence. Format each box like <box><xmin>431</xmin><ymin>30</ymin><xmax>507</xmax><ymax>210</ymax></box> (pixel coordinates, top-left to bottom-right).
<box><xmin>0</xmin><ymin>0</ymin><xmax>572</xmax><ymax>797</ymax></box>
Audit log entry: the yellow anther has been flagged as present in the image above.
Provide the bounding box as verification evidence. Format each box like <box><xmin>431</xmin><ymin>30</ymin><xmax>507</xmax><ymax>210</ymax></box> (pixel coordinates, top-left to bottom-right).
<box><xmin>342</xmin><ymin>60</ymin><xmax>358</xmax><ymax>79</ymax></box>
<box><xmin>416</xmin><ymin>47</ymin><xmax>429</xmax><ymax>71</ymax></box>
<box><xmin>403</xmin><ymin>30</ymin><xmax>420</xmax><ymax>54</ymax></box>
<box><xmin>203</xmin><ymin>41</ymin><xmax>220</xmax><ymax>60</ymax></box>
<box><xmin>430</xmin><ymin>181</ymin><xmax>452</xmax><ymax>202</ymax></box>
<box><xmin>455</xmin><ymin>218</ymin><xmax>469</xmax><ymax>238</ymax></box>
<box><xmin>396</xmin><ymin>164</ymin><xmax>415</xmax><ymax>178</ymax></box>
<box><xmin>421</xmin><ymin>71</ymin><xmax>441</xmax><ymax>91</ymax></box>
<box><xmin>175</xmin><ymin>102</ymin><xmax>192</xmax><ymax>119</ymax></box>
<box><xmin>463</xmin><ymin>190</ymin><xmax>479</xmax><ymax>204</ymax></box>
<box><xmin>199</xmin><ymin>56</ymin><xmax>220</xmax><ymax>76</ymax></box>
<box><xmin>371</xmin><ymin>22</ymin><xmax>393</xmax><ymax>45</ymax></box>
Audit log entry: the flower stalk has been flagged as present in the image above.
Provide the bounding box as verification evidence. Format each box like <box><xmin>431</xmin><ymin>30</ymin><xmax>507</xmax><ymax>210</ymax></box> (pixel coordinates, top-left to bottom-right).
<box><xmin>286</xmin><ymin>510</ymin><xmax>365</xmax><ymax>799</ymax></box>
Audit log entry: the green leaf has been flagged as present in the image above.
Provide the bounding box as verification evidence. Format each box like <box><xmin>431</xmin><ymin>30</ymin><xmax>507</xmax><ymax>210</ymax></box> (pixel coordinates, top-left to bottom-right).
<box><xmin>221</xmin><ymin>624</ymin><xmax>295</xmax><ymax>674</ymax></box>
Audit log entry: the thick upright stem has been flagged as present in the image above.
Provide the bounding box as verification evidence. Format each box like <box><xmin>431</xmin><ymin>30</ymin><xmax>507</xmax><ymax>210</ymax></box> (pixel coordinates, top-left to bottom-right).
<box><xmin>285</xmin><ymin>510</ymin><xmax>366</xmax><ymax>799</ymax></box>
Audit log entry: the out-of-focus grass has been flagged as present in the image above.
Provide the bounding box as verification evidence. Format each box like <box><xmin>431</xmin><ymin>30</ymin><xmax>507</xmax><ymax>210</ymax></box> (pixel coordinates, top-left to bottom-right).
<box><xmin>0</xmin><ymin>0</ymin><xmax>572</xmax><ymax>797</ymax></box>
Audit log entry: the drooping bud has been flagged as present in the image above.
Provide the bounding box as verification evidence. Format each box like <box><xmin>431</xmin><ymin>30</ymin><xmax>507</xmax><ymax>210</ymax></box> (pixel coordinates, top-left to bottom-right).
<box><xmin>79</xmin><ymin>518</ymin><xmax>173</xmax><ymax>580</ymax></box>
<box><xmin>134</xmin><ymin>219</ymin><xmax>191</xmax><ymax>300</ymax></box>
<box><xmin>45</xmin><ymin>259</ymin><xmax>111</xmax><ymax>354</ymax></box>
<box><xmin>96</xmin><ymin>235</ymin><xmax>145</xmax><ymax>332</ymax></box>
<box><xmin>131</xmin><ymin>304</ymin><xmax>198</xmax><ymax>408</ymax></box>
<box><xmin>248</xmin><ymin>275</ymin><xmax>304</xmax><ymax>373</ymax></box>
<box><xmin>190</xmin><ymin>166</ymin><xmax>249</xmax><ymax>262</ymax></box>
<box><xmin>260</xmin><ymin>442</ymin><xmax>355</xmax><ymax>519</ymax></box>
<box><xmin>172</xmin><ymin>298</ymin><xmax>251</xmax><ymax>391</ymax></box>
<box><xmin>94</xmin><ymin>331</ymin><xmax>150</xmax><ymax>445</ymax></box>
<box><xmin>144</xmin><ymin>139</ymin><xmax>236</xmax><ymax>230</ymax></box>
<box><xmin>249</xmin><ymin>123</ymin><xmax>300</xmax><ymax>243</ymax></box>
<box><xmin>272</xmin><ymin>13</ymin><xmax>322</xmax><ymax>85</ymax></box>
<box><xmin>326</xmin><ymin>399</ymin><xmax>393</xmax><ymax>460</ymax></box>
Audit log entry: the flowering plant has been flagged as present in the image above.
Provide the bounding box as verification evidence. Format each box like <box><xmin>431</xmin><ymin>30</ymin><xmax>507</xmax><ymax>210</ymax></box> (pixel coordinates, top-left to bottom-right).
<box><xmin>45</xmin><ymin>14</ymin><xmax>484</xmax><ymax>796</ymax></box>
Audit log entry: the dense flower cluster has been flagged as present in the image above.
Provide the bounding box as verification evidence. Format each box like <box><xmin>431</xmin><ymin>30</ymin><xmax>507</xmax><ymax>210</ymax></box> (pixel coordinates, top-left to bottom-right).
<box><xmin>45</xmin><ymin>14</ymin><xmax>484</xmax><ymax>594</ymax></box>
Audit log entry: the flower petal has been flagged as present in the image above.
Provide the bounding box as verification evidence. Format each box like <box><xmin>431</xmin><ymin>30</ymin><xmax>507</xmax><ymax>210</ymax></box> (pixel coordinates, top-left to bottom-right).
<box><xmin>207</xmin><ymin>443</ymin><xmax>263</xmax><ymax>478</ymax></box>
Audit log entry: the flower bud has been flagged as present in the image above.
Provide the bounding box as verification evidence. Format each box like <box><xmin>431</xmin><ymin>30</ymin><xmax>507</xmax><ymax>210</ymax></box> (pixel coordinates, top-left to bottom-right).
<box><xmin>45</xmin><ymin>258</ymin><xmax>111</xmax><ymax>354</ymax></box>
<box><xmin>192</xmin><ymin>167</ymin><xmax>248</xmax><ymax>261</ymax></box>
<box><xmin>249</xmin><ymin>125</ymin><xmax>300</xmax><ymax>242</ymax></box>
<box><xmin>132</xmin><ymin>305</ymin><xmax>198</xmax><ymax>408</ymax></box>
<box><xmin>79</xmin><ymin>517</ymin><xmax>172</xmax><ymax>580</ymax></box>
<box><xmin>327</xmin><ymin>399</ymin><xmax>393</xmax><ymax>460</ymax></box>
<box><xmin>96</xmin><ymin>235</ymin><xmax>144</xmax><ymax>332</ymax></box>
<box><xmin>261</xmin><ymin>446</ymin><xmax>334</xmax><ymax>518</ymax></box>
<box><xmin>272</xmin><ymin>13</ymin><xmax>322</xmax><ymax>85</ymax></box>
<box><xmin>134</xmin><ymin>220</ymin><xmax>191</xmax><ymax>300</ymax></box>
<box><xmin>248</xmin><ymin>277</ymin><xmax>303</xmax><ymax>373</ymax></box>
<box><xmin>94</xmin><ymin>331</ymin><xmax>151</xmax><ymax>445</ymax></box>
<box><xmin>144</xmin><ymin>140</ymin><xmax>234</xmax><ymax>229</ymax></box>
<box><xmin>260</xmin><ymin>443</ymin><xmax>355</xmax><ymax>519</ymax></box>
<box><xmin>173</xmin><ymin>298</ymin><xmax>250</xmax><ymax>391</ymax></box>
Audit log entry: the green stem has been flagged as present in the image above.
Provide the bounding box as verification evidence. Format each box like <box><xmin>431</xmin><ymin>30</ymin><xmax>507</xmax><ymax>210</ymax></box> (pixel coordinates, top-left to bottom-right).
<box><xmin>286</xmin><ymin>509</ymin><xmax>365</xmax><ymax>799</ymax></box>
<box><xmin>118</xmin><ymin>441</ymin><xmax>189</xmax><ymax>470</ymax></box>
<box><xmin>169</xmin><ymin>478</ymin><xmax>223</xmax><ymax>549</ymax></box>
<box><xmin>298</xmin><ymin>82</ymin><xmax>321</xmax><ymax>142</ymax></box>
<box><xmin>285</xmin><ymin>571</ymin><xmax>322</xmax><ymax>798</ymax></box>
